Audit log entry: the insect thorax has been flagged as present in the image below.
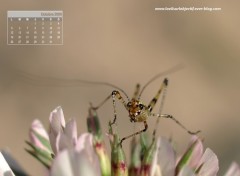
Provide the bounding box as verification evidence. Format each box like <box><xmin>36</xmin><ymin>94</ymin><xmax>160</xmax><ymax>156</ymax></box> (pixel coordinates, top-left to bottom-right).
<box><xmin>127</xmin><ymin>99</ymin><xmax>148</xmax><ymax>122</ymax></box>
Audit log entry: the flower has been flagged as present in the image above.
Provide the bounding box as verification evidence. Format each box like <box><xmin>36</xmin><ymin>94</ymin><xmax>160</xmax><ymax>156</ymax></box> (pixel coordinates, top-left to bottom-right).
<box><xmin>151</xmin><ymin>137</ymin><xmax>176</xmax><ymax>176</ymax></box>
<box><xmin>26</xmin><ymin>106</ymin><xmax>111</xmax><ymax>175</ymax></box>
<box><xmin>0</xmin><ymin>152</ymin><xmax>15</xmax><ymax>176</ymax></box>
<box><xmin>151</xmin><ymin>136</ymin><xmax>219</xmax><ymax>176</ymax></box>
<box><xmin>176</xmin><ymin>137</ymin><xmax>219</xmax><ymax>176</ymax></box>
<box><xmin>26</xmin><ymin>106</ymin><xmax>79</xmax><ymax>168</ymax></box>
<box><xmin>29</xmin><ymin>119</ymin><xmax>52</xmax><ymax>154</ymax></box>
<box><xmin>49</xmin><ymin>106</ymin><xmax>77</xmax><ymax>153</ymax></box>
<box><xmin>26</xmin><ymin>119</ymin><xmax>53</xmax><ymax>168</ymax></box>
<box><xmin>108</xmin><ymin>121</ymin><xmax>128</xmax><ymax>176</ymax></box>
<box><xmin>224</xmin><ymin>162</ymin><xmax>240</xmax><ymax>176</ymax></box>
<box><xmin>50</xmin><ymin>133</ymin><xmax>101</xmax><ymax>176</ymax></box>
<box><xmin>25</xmin><ymin>106</ymin><xmax>239</xmax><ymax>176</ymax></box>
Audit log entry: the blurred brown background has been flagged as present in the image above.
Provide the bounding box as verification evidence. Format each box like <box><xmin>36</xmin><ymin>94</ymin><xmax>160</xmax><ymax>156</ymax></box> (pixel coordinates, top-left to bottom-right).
<box><xmin>0</xmin><ymin>0</ymin><xmax>240</xmax><ymax>175</ymax></box>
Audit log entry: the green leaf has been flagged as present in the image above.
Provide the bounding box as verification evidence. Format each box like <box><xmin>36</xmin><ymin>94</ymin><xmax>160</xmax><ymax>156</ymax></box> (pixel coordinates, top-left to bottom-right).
<box><xmin>25</xmin><ymin>149</ymin><xmax>51</xmax><ymax>169</ymax></box>
<box><xmin>175</xmin><ymin>139</ymin><xmax>198</xmax><ymax>175</ymax></box>
<box><xmin>25</xmin><ymin>141</ymin><xmax>53</xmax><ymax>168</ymax></box>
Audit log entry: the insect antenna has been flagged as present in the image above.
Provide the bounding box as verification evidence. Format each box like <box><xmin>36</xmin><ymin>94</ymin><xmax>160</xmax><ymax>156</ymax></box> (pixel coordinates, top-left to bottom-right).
<box><xmin>132</xmin><ymin>84</ymin><xmax>140</xmax><ymax>99</ymax></box>
<box><xmin>138</xmin><ymin>63</ymin><xmax>184</xmax><ymax>100</ymax></box>
<box><xmin>17</xmin><ymin>70</ymin><xmax>130</xmax><ymax>101</ymax></box>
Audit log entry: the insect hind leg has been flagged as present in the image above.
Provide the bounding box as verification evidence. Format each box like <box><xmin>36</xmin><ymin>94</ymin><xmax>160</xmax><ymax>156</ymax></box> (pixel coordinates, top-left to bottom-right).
<box><xmin>147</xmin><ymin>78</ymin><xmax>168</xmax><ymax>112</ymax></box>
<box><xmin>152</xmin><ymin>113</ymin><xmax>201</xmax><ymax>135</ymax></box>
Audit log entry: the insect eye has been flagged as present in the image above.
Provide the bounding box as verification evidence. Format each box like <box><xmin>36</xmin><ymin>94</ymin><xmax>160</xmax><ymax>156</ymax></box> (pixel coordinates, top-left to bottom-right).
<box><xmin>127</xmin><ymin>102</ymin><xmax>132</xmax><ymax>107</ymax></box>
<box><xmin>139</xmin><ymin>104</ymin><xmax>144</xmax><ymax>109</ymax></box>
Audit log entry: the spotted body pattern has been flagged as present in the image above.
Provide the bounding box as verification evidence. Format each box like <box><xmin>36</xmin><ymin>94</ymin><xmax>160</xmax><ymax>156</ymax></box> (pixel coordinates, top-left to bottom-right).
<box><xmin>92</xmin><ymin>77</ymin><xmax>200</xmax><ymax>145</ymax></box>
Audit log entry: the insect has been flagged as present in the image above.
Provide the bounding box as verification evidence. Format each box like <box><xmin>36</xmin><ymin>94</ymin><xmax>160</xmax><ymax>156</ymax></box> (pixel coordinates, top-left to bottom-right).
<box><xmin>90</xmin><ymin>67</ymin><xmax>200</xmax><ymax>145</ymax></box>
<box><xmin>19</xmin><ymin>64</ymin><xmax>200</xmax><ymax>145</ymax></box>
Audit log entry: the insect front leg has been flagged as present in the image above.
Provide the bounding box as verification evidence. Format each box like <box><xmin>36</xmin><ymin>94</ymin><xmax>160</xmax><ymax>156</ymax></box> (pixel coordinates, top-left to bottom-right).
<box><xmin>119</xmin><ymin>121</ymin><xmax>148</xmax><ymax>146</ymax></box>
<box><xmin>92</xmin><ymin>90</ymin><xmax>127</xmax><ymax>126</ymax></box>
<box><xmin>111</xmin><ymin>90</ymin><xmax>128</xmax><ymax>126</ymax></box>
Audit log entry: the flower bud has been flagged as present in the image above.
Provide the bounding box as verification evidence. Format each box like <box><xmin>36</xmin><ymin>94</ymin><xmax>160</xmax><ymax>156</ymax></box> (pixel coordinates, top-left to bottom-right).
<box><xmin>87</xmin><ymin>108</ymin><xmax>111</xmax><ymax>176</ymax></box>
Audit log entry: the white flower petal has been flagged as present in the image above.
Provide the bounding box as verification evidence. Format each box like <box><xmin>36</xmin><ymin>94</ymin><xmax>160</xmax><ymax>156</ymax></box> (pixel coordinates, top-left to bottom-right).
<box><xmin>224</xmin><ymin>162</ymin><xmax>240</xmax><ymax>176</ymax></box>
<box><xmin>50</xmin><ymin>149</ymin><xmax>100</xmax><ymax>176</ymax></box>
<box><xmin>0</xmin><ymin>152</ymin><xmax>15</xmax><ymax>176</ymax></box>
<box><xmin>197</xmin><ymin>148</ymin><xmax>219</xmax><ymax>176</ymax></box>
<box><xmin>75</xmin><ymin>133</ymin><xmax>101</xmax><ymax>173</ymax></box>
<box><xmin>73</xmin><ymin>150</ymin><xmax>100</xmax><ymax>176</ymax></box>
<box><xmin>49</xmin><ymin>107</ymin><xmax>66</xmax><ymax>153</ymax></box>
<box><xmin>151</xmin><ymin>149</ymin><xmax>159</xmax><ymax>176</ymax></box>
<box><xmin>151</xmin><ymin>164</ymin><xmax>162</xmax><ymax>176</ymax></box>
<box><xmin>151</xmin><ymin>137</ymin><xmax>176</xmax><ymax>176</ymax></box>
<box><xmin>50</xmin><ymin>150</ymin><xmax>74</xmax><ymax>176</ymax></box>
<box><xmin>178</xmin><ymin>166</ymin><xmax>196</xmax><ymax>176</ymax></box>
<box><xmin>75</xmin><ymin>133</ymin><xmax>93</xmax><ymax>152</ymax></box>
<box><xmin>53</xmin><ymin>119</ymin><xmax>78</xmax><ymax>152</ymax></box>
<box><xmin>188</xmin><ymin>136</ymin><xmax>204</xmax><ymax>168</ymax></box>
<box><xmin>65</xmin><ymin>119</ymin><xmax>77</xmax><ymax>145</ymax></box>
<box><xmin>58</xmin><ymin>133</ymin><xmax>74</xmax><ymax>151</ymax></box>
<box><xmin>49</xmin><ymin>106</ymin><xmax>65</xmax><ymax>136</ymax></box>
<box><xmin>49</xmin><ymin>131</ymin><xmax>58</xmax><ymax>154</ymax></box>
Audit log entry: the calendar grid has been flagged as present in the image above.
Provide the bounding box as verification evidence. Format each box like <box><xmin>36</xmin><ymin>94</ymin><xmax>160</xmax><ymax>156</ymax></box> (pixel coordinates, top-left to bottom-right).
<box><xmin>7</xmin><ymin>11</ymin><xmax>63</xmax><ymax>45</ymax></box>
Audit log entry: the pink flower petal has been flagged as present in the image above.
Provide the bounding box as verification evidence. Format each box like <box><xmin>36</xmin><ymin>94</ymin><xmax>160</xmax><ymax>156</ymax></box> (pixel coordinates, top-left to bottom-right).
<box><xmin>29</xmin><ymin>119</ymin><xmax>50</xmax><ymax>153</ymax></box>
<box><xmin>224</xmin><ymin>162</ymin><xmax>240</xmax><ymax>176</ymax></box>
<box><xmin>31</xmin><ymin>119</ymin><xmax>49</xmax><ymax>139</ymax></box>
<box><xmin>196</xmin><ymin>148</ymin><xmax>219</xmax><ymax>176</ymax></box>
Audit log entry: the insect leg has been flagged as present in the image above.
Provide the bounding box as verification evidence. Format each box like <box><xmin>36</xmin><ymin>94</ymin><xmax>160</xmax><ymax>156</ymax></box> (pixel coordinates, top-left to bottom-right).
<box><xmin>119</xmin><ymin>121</ymin><xmax>148</xmax><ymax>146</ymax></box>
<box><xmin>92</xmin><ymin>90</ymin><xmax>127</xmax><ymax>126</ymax></box>
<box><xmin>147</xmin><ymin>78</ymin><xmax>168</xmax><ymax>112</ymax></box>
<box><xmin>111</xmin><ymin>90</ymin><xmax>127</xmax><ymax>126</ymax></box>
<box><xmin>151</xmin><ymin>113</ymin><xmax>201</xmax><ymax>135</ymax></box>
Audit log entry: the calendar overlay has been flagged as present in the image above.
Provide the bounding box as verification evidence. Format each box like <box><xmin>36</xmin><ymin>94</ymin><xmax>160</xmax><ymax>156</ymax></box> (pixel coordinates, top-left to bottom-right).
<box><xmin>7</xmin><ymin>11</ymin><xmax>63</xmax><ymax>45</ymax></box>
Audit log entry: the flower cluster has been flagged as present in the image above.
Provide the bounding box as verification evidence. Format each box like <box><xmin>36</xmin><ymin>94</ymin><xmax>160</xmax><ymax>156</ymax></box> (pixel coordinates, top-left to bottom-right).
<box><xmin>1</xmin><ymin>106</ymin><xmax>240</xmax><ymax>176</ymax></box>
